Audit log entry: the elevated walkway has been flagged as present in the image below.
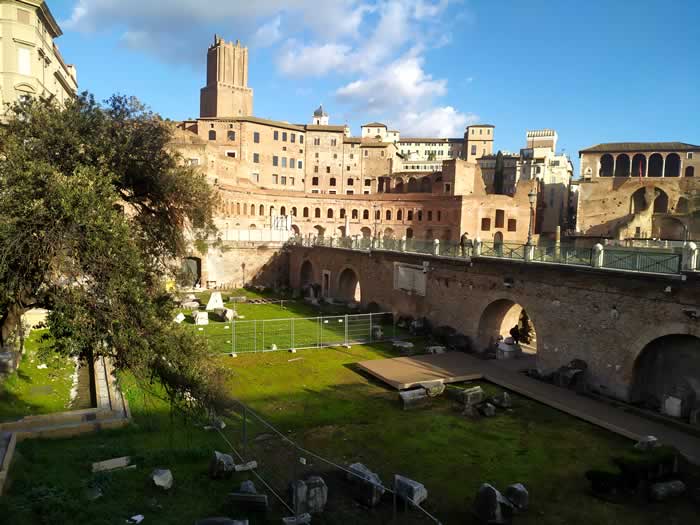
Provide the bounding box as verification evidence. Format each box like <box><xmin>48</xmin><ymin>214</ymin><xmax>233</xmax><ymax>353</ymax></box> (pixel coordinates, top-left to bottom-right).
<box><xmin>358</xmin><ymin>352</ymin><xmax>700</xmax><ymax>464</ymax></box>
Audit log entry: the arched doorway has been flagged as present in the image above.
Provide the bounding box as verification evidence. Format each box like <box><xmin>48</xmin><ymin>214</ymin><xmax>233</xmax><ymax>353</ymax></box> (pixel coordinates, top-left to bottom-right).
<box><xmin>630</xmin><ymin>335</ymin><xmax>700</xmax><ymax>415</ymax></box>
<box><xmin>664</xmin><ymin>153</ymin><xmax>680</xmax><ymax>177</ymax></box>
<box><xmin>493</xmin><ymin>231</ymin><xmax>504</xmax><ymax>256</ymax></box>
<box><xmin>180</xmin><ymin>257</ymin><xmax>202</xmax><ymax>287</ymax></box>
<box><xmin>657</xmin><ymin>217</ymin><xmax>685</xmax><ymax>240</ymax></box>
<box><xmin>632</xmin><ymin>154</ymin><xmax>647</xmax><ymax>177</ymax></box>
<box><xmin>407</xmin><ymin>177</ymin><xmax>419</xmax><ymax>192</ymax></box>
<box><xmin>477</xmin><ymin>299</ymin><xmax>538</xmax><ymax>353</ymax></box>
<box><xmin>300</xmin><ymin>260</ymin><xmax>314</xmax><ymax>288</ymax></box>
<box><xmin>394</xmin><ymin>178</ymin><xmax>404</xmax><ymax>192</ymax></box>
<box><xmin>648</xmin><ymin>153</ymin><xmax>663</xmax><ymax>177</ymax></box>
<box><xmin>406</xmin><ymin>227</ymin><xmax>414</xmax><ymax>239</ymax></box>
<box><xmin>420</xmin><ymin>177</ymin><xmax>432</xmax><ymax>193</ymax></box>
<box><xmin>314</xmin><ymin>225</ymin><xmax>326</xmax><ymax>238</ymax></box>
<box><xmin>360</xmin><ymin>227</ymin><xmax>372</xmax><ymax>239</ymax></box>
<box><xmin>337</xmin><ymin>225</ymin><xmax>346</xmax><ymax>237</ymax></box>
<box><xmin>337</xmin><ymin>268</ymin><xmax>361</xmax><ymax>303</ymax></box>
<box><xmin>291</xmin><ymin>224</ymin><xmax>300</xmax><ymax>236</ymax></box>
<box><xmin>614</xmin><ymin>154</ymin><xmax>630</xmax><ymax>177</ymax></box>
<box><xmin>599</xmin><ymin>154</ymin><xmax>614</xmax><ymax>177</ymax></box>
<box><xmin>685</xmin><ymin>166</ymin><xmax>695</xmax><ymax>177</ymax></box>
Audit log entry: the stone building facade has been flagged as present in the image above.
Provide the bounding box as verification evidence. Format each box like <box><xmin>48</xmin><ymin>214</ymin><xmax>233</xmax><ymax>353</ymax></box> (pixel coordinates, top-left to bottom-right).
<box><xmin>172</xmin><ymin>36</ymin><xmax>536</xmax><ymax>246</ymax></box>
<box><xmin>0</xmin><ymin>0</ymin><xmax>77</xmax><ymax>113</ymax></box>
<box><xmin>576</xmin><ymin>142</ymin><xmax>700</xmax><ymax>240</ymax></box>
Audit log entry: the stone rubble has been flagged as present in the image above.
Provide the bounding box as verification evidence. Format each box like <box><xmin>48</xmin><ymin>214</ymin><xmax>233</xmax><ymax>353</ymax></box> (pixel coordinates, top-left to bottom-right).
<box><xmin>151</xmin><ymin>468</ymin><xmax>173</xmax><ymax>490</ymax></box>
<box><xmin>346</xmin><ymin>463</ymin><xmax>385</xmax><ymax>507</ymax></box>
<box><xmin>209</xmin><ymin>451</ymin><xmax>235</xmax><ymax>479</ymax></box>
<box><xmin>394</xmin><ymin>474</ymin><xmax>428</xmax><ymax>506</ymax></box>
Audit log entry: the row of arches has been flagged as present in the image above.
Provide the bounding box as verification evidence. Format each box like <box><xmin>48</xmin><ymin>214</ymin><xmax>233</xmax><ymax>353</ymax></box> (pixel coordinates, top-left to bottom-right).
<box><xmin>219</xmin><ymin>201</ymin><xmax>453</xmax><ymax>225</ymax></box>
<box><xmin>599</xmin><ymin>153</ymin><xmax>694</xmax><ymax>178</ymax></box>
<box><xmin>309</xmin><ymin>224</ymin><xmax>452</xmax><ymax>241</ymax></box>
<box><xmin>379</xmin><ymin>175</ymin><xmax>435</xmax><ymax>193</ymax></box>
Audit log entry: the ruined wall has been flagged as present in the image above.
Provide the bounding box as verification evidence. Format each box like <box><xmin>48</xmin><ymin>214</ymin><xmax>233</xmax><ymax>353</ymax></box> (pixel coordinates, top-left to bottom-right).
<box><xmin>289</xmin><ymin>246</ymin><xmax>700</xmax><ymax>402</ymax></box>
<box><xmin>200</xmin><ymin>241</ymin><xmax>289</xmax><ymax>289</ymax></box>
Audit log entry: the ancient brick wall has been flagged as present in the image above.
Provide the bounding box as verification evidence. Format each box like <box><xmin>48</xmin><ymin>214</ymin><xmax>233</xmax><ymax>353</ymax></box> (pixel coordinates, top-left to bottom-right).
<box><xmin>289</xmin><ymin>245</ymin><xmax>700</xmax><ymax>401</ymax></box>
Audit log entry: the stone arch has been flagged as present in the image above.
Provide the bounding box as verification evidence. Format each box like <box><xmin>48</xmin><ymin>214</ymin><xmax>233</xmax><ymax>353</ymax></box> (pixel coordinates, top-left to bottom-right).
<box><xmin>352</xmin><ymin>209</ymin><xmax>359</xmax><ymax>220</ymax></box>
<box><xmin>236</xmin><ymin>202</ymin><xmax>241</xmax><ymax>215</ymax></box>
<box><xmin>360</xmin><ymin>227</ymin><xmax>372</xmax><ymax>239</ymax></box>
<box><xmin>315</xmin><ymin>207</ymin><xmax>321</xmax><ymax>218</ymax></box>
<box><xmin>664</xmin><ymin>153</ymin><xmax>681</xmax><ymax>177</ymax></box>
<box><xmin>632</xmin><ymin>154</ymin><xmax>646</xmax><ymax>177</ymax></box>
<box><xmin>291</xmin><ymin>207</ymin><xmax>298</xmax><ymax>216</ymax></box>
<box><xmin>362</xmin><ymin>209</ymin><xmax>369</xmax><ymax>220</ymax></box>
<box><xmin>477</xmin><ymin>298</ymin><xmax>538</xmax><ymax>353</ymax></box>
<box><xmin>685</xmin><ymin>166</ymin><xmax>695</xmax><ymax>177</ymax></box>
<box><xmin>249</xmin><ymin>224</ymin><xmax>256</xmax><ymax>229</ymax></box>
<box><xmin>291</xmin><ymin>224</ymin><xmax>300</xmax><ymax>236</ymax></box>
<box><xmin>654</xmin><ymin>189</ymin><xmax>669</xmax><ymax>213</ymax></box>
<box><xmin>384</xmin><ymin>227</ymin><xmax>394</xmax><ymax>238</ymax></box>
<box><xmin>676</xmin><ymin>197</ymin><xmax>689</xmax><ymax>214</ymax></box>
<box><xmin>259</xmin><ymin>204</ymin><xmax>265</xmax><ymax>215</ymax></box>
<box><xmin>394</xmin><ymin>178</ymin><xmax>404</xmax><ymax>192</ymax></box>
<box><xmin>648</xmin><ymin>153</ymin><xmax>663</xmax><ymax>177</ymax></box>
<box><xmin>280</xmin><ymin>206</ymin><xmax>286</xmax><ymax>216</ymax></box>
<box><xmin>420</xmin><ymin>176</ymin><xmax>432</xmax><ymax>193</ymax></box>
<box><xmin>630</xmin><ymin>186</ymin><xmax>668</xmax><ymax>214</ymax></box>
<box><xmin>397</xmin><ymin>209</ymin><xmax>403</xmax><ymax>221</ymax></box>
<box><xmin>314</xmin><ymin>225</ymin><xmax>325</xmax><ymax>237</ymax></box>
<box><xmin>406</xmin><ymin>227</ymin><xmax>414</xmax><ymax>239</ymax></box>
<box><xmin>337</xmin><ymin>267</ymin><xmax>361</xmax><ymax>303</ymax></box>
<box><xmin>407</xmin><ymin>177</ymin><xmax>419</xmax><ymax>192</ymax></box>
<box><xmin>303</xmin><ymin>207</ymin><xmax>309</xmax><ymax>218</ymax></box>
<box><xmin>599</xmin><ymin>154</ymin><xmax>614</xmax><ymax>177</ymax></box>
<box><xmin>340</xmin><ymin>208</ymin><xmax>346</xmax><ymax>219</ymax></box>
<box><xmin>630</xmin><ymin>334</ymin><xmax>700</xmax><ymax>414</ymax></box>
<box><xmin>615</xmin><ymin>154</ymin><xmax>630</xmax><ymax>177</ymax></box>
<box><xmin>269</xmin><ymin>205</ymin><xmax>275</xmax><ymax>216</ymax></box>
<box><xmin>337</xmin><ymin>225</ymin><xmax>346</xmax><ymax>237</ymax></box>
<box><xmin>327</xmin><ymin>208</ymin><xmax>334</xmax><ymax>219</ymax></box>
<box><xmin>386</xmin><ymin>209</ymin><xmax>392</xmax><ymax>221</ymax></box>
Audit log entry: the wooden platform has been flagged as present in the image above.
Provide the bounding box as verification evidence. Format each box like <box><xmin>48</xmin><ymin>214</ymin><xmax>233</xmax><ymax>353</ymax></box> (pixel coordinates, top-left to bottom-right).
<box><xmin>356</xmin><ymin>352</ymin><xmax>483</xmax><ymax>390</ymax></box>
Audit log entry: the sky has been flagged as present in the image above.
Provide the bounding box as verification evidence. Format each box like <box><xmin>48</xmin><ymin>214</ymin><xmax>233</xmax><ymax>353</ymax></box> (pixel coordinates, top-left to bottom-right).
<box><xmin>49</xmin><ymin>0</ymin><xmax>700</xmax><ymax>174</ymax></box>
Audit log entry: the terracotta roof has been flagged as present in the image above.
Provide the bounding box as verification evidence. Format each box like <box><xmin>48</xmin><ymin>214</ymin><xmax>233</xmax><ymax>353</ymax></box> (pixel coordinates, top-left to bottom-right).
<box><xmin>467</xmin><ymin>124</ymin><xmax>495</xmax><ymax>128</ymax></box>
<box><xmin>360</xmin><ymin>142</ymin><xmax>391</xmax><ymax>148</ymax></box>
<box><xmin>304</xmin><ymin>124</ymin><xmax>347</xmax><ymax>132</ymax></box>
<box><xmin>199</xmin><ymin>116</ymin><xmax>305</xmax><ymax>132</ymax></box>
<box><xmin>579</xmin><ymin>142</ymin><xmax>700</xmax><ymax>154</ymax></box>
<box><xmin>362</xmin><ymin>122</ymin><xmax>387</xmax><ymax>128</ymax></box>
<box><xmin>344</xmin><ymin>137</ymin><xmax>362</xmax><ymax>144</ymax></box>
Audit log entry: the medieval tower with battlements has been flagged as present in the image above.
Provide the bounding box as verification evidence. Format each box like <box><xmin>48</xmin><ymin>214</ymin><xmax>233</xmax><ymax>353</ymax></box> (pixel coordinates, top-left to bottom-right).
<box><xmin>200</xmin><ymin>35</ymin><xmax>253</xmax><ymax>118</ymax></box>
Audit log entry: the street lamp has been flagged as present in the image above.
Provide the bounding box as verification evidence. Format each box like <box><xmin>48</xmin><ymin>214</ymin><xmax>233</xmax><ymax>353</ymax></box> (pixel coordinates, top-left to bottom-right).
<box><xmin>527</xmin><ymin>190</ymin><xmax>537</xmax><ymax>246</ymax></box>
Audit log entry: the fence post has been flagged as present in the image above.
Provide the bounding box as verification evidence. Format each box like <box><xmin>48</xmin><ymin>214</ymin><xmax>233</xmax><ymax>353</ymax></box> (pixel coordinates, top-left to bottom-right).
<box><xmin>253</xmin><ymin>320</ymin><xmax>257</xmax><ymax>352</ymax></box>
<box><xmin>682</xmin><ymin>241</ymin><xmax>698</xmax><ymax>271</ymax></box>
<box><xmin>291</xmin><ymin>318</ymin><xmax>295</xmax><ymax>351</ymax></box>
<box><xmin>344</xmin><ymin>314</ymin><xmax>349</xmax><ymax>346</ymax></box>
<box><xmin>433</xmin><ymin>238</ymin><xmax>440</xmax><ymax>256</ymax></box>
<box><xmin>592</xmin><ymin>243</ymin><xmax>604</xmax><ymax>268</ymax></box>
<box><xmin>474</xmin><ymin>238</ymin><xmax>482</xmax><ymax>256</ymax></box>
<box><xmin>232</xmin><ymin>319</ymin><xmax>236</xmax><ymax>354</ymax></box>
<box><xmin>242</xmin><ymin>406</ymin><xmax>248</xmax><ymax>454</ymax></box>
<box><xmin>524</xmin><ymin>243</ymin><xmax>534</xmax><ymax>262</ymax></box>
<box><xmin>400</xmin><ymin>236</ymin><xmax>407</xmax><ymax>252</ymax></box>
<box><xmin>369</xmin><ymin>312</ymin><xmax>373</xmax><ymax>343</ymax></box>
<box><xmin>262</xmin><ymin>319</ymin><xmax>265</xmax><ymax>351</ymax></box>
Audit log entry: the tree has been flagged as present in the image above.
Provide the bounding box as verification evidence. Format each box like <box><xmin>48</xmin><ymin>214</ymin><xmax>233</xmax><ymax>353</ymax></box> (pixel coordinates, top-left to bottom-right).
<box><xmin>494</xmin><ymin>150</ymin><xmax>505</xmax><ymax>195</ymax></box>
<box><xmin>0</xmin><ymin>94</ymin><xmax>226</xmax><ymax>412</ymax></box>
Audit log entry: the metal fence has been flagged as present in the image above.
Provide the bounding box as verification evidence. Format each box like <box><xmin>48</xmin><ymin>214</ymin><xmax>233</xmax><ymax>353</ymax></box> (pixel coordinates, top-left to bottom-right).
<box><xmin>531</xmin><ymin>244</ymin><xmax>593</xmax><ymax>266</ymax></box>
<box><xmin>224</xmin><ymin>312</ymin><xmax>395</xmax><ymax>354</ymax></box>
<box><xmin>602</xmin><ymin>249</ymin><xmax>682</xmax><ymax>274</ymax></box>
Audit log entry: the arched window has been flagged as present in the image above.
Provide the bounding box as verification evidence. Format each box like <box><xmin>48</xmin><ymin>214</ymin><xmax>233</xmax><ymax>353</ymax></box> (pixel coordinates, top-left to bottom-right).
<box><xmin>406</xmin><ymin>227</ymin><xmax>414</xmax><ymax>239</ymax></box>
<box><xmin>303</xmin><ymin>207</ymin><xmax>309</xmax><ymax>218</ymax></box>
<box><xmin>280</xmin><ymin>206</ymin><xmax>286</xmax><ymax>216</ymax></box>
<box><xmin>347</xmin><ymin>178</ymin><xmax>354</xmax><ymax>186</ymax></box>
<box><xmin>615</xmin><ymin>154</ymin><xmax>630</xmax><ymax>177</ymax></box>
<box><xmin>208</xmin><ymin>130</ymin><xmax>216</xmax><ymax>141</ymax></box>
<box><xmin>312</xmin><ymin>177</ymin><xmax>319</xmax><ymax>186</ymax></box>
<box><xmin>269</xmin><ymin>206</ymin><xmax>275</xmax><ymax>216</ymax></box>
<box><xmin>397</xmin><ymin>209</ymin><xmax>403</xmax><ymax>221</ymax></box>
<box><xmin>386</xmin><ymin>210</ymin><xmax>392</xmax><ymax>220</ymax></box>
<box><xmin>407</xmin><ymin>210</ymin><xmax>414</xmax><ymax>221</ymax></box>
<box><xmin>259</xmin><ymin>204</ymin><xmax>264</xmax><ymax>215</ymax></box>
<box><xmin>685</xmin><ymin>166</ymin><xmax>695</xmax><ymax>177</ymax></box>
<box><xmin>362</xmin><ymin>210</ymin><xmax>369</xmax><ymax>220</ymax></box>
<box><xmin>340</xmin><ymin>209</ymin><xmax>346</xmax><ymax>219</ymax></box>
<box><xmin>648</xmin><ymin>153</ymin><xmax>663</xmax><ymax>177</ymax></box>
<box><xmin>327</xmin><ymin>208</ymin><xmax>334</xmax><ymax>219</ymax></box>
<box><xmin>291</xmin><ymin>207</ymin><xmax>297</xmax><ymax>216</ymax></box>
<box><xmin>330</xmin><ymin>177</ymin><xmax>337</xmax><ymax>187</ymax></box>
<box><xmin>599</xmin><ymin>154</ymin><xmax>613</xmax><ymax>177</ymax></box>
<box><xmin>352</xmin><ymin>209</ymin><xmax>359</xmax><ymax>219</ymax></box>
<box><xmin>664</xmin><ymin>153</ymin><xmax>680</xmax><ymax>177</ymax></box>
<box><xmin>315</xmin><ymin>207</ymin><xmax>321</xmax><ymax>218</ymax></box>
<box><xmin>632</xmin><ymin>154</ymin><xmax>646</xmax><ymax>177</ymax></box>
<box><xmin>236</xmin><ymin>203</ymin><xmax>241</xmax><ymax>215</ymax></box>
<box><xmin>417</xmin><ymin>210</ymin><xmax>423</xmax><ymax>221</ymax></box>
<box><xmin>375</xmin><ymin>210</ymin><xmax>380</xmax><ymax>220</ymax></box>
<box><xmin>250</xmin><ymin>204</ymin><xmax>256</xmax><ymax>216</ymax></box>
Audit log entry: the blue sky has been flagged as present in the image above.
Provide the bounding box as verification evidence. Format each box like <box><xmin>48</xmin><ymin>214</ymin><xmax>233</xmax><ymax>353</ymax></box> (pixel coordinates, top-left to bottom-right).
<box><xmin>51</xmin><ymin>1</ymin><xmax>699</xmax><ymax>173</ymax></box>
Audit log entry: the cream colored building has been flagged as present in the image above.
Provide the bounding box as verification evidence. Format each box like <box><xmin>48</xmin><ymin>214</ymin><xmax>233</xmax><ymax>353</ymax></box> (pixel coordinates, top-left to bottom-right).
<box><xmin>0</xmin><ymin>0</ymin><xmax>77</xmax><ymax>113</ymax></box>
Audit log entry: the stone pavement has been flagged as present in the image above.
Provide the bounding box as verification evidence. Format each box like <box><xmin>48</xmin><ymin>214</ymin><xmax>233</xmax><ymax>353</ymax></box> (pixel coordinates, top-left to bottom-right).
<box><xmin>360</xmin><ymin>352</ymin><xmax>700</xmax><ymax>464</ymax></box>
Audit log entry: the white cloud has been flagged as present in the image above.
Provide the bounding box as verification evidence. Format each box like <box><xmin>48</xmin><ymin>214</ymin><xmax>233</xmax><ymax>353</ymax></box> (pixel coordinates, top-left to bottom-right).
<box><xmin>277</xmin><ymin>41</ymin><xmax>353</xmax><ymax>77</ymax></box>
<box><xmin>336</xmin><ymin>54</ymin><xmax>446</xmax><ymax>112</ymax></box>
<box><xmin>252</xmin><ymin>16</ymin><xmax>282</xmax><ymax>48</ymax></box>
<box><xmin>397</xmin><ymin>106</ymin><xmax>478</xmax><ymax>137</ymax></box>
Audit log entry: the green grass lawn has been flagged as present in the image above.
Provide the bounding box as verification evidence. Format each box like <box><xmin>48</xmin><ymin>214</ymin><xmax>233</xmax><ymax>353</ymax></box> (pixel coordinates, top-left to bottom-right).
<box><xmin>0</xmin><ymin>329</ymin><xmax>75</xmax><ymax>422</ymax></box>
<box><xmin>1</xmin><ymin>294</ymin><xmax>697</xmax><ymax>524</ymax></box>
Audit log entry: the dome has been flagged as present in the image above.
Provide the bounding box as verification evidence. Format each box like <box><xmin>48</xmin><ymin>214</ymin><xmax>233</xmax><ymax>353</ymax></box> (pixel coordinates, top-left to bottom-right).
<box><xmin>313</xmin><ymin>105</ymin><xmax>328</xmax><ymax>118</ymax></box>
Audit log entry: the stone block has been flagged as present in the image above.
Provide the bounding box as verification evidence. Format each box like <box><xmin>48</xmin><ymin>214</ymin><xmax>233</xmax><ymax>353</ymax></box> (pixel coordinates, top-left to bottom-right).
<box><xmin>425</xmin><ymin>345</ymin><xmax>446</xmax><ymax>354</ymax></box>
<box><xmin>174</xmin><ymin>313</ymin><xmax>186</xmax><ymax>324</ymax></box>
<box><xmin>209</xmin><ymin>451</ymin><xmax>235</xmax><ymax>479</ymax></box>
<box><xmin>399</xmin><ymin>388</ymin><xmax>429</xmax><ymax>409</ymax></box>
<box><xmin>504</xmin><ymin>483</ymin><xmax>528</xmax><ymax>511</ymax></box>
<box><xmin>418</xmin><ymin>380</ymin><xmax>445</xmax><ymax>397</ymax></box>
<box><xmin>151</xmin><ymin>468</ymin><xmax>173</xmax><ymax>490</ymax></box>
<box><xmin>650</xmin><ymin>480</ymin><xmax>686</xmax><ymax>501</ymax></box>
<box><xmin>463</xmin><ymin>386</ymin><xmax>485</xmax><ymax>406</ymax></box>
<box><xmin>305</xmin><ymin>475</ymin><xmax>328</xmax><ymax>513</ymax></box>
<box><xmin>394</xmin><ymin>474</ymin><xmax>428</xmax><ymax>506</ymax></box>
<box><xmin>663</xmin><ymin>396</ymin><xmax>682</xmax><ymax>418</ymax></box>
<box><xmin>92</xmin><ymin>456</ymin><xmax>131</xmax><ymax>473</ymax></box>
<box><xmin>491</xmin><ymin>392</ymin><xmax>512</xmax><ymax>409</ymax></box>
<box><xmin>634</xmin><ymin>435</ymin><xmax>660</xmax><ymax>450</ymax></box>
<box><xmin>194</xmin><ymin>311</ymin><xmax>209</xmax><ymax>326</ymax></box>
<box><xmin>473</xmin><ymin>483</ymin><xmax>514</xmax><ymax>524</ymax></box>
<box><xmin>282</xmin><ymin>513</ymin><xmax>311</xmax><ymax>525</ymax></box>
<box><xmin>479</xmin><ymin>403</ymin><xmax>496</xmax><ymax>417</ymax></box>
<box><xmin>346</xmin><ymin>463</ymin><xmax>385</xmax><ymax>507</ymax></box>
<box><xmin>206</xmin><ymin>292</ymin><xmax>225</xmax><ymax>311</ymax></box>
<box><xmin>239</xmin><ymin>480</ymin><xmax>257</xmax><ymax>494</ymax></box>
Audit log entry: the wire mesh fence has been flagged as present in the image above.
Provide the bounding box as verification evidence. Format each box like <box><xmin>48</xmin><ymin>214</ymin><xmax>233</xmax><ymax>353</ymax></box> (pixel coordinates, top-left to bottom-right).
<box><xmin>602</xmin><ymin>249</ymin><xmax>682</xmax><ymax>274</ymax></box>
<box><xmin>212</xmin><ymin>312</ymin><xmax>396</xmax><ymax>354</ymax></box>
<box><xmin>214</xmin><ymin>398</ymin><xmax>444</xmax><ymax>524</ymax></box>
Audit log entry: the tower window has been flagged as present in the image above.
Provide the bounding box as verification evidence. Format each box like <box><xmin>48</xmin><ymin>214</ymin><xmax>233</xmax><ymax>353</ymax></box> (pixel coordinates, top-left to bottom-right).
<box><xmin>274</xmin><ymin>130</ymin><xmax>279</xmax><ymax>140</ymax></box>
<box><xmin>253</xmin><ymin>132</ymin><xmax>260</xmax><ymax>143</ymax></box>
